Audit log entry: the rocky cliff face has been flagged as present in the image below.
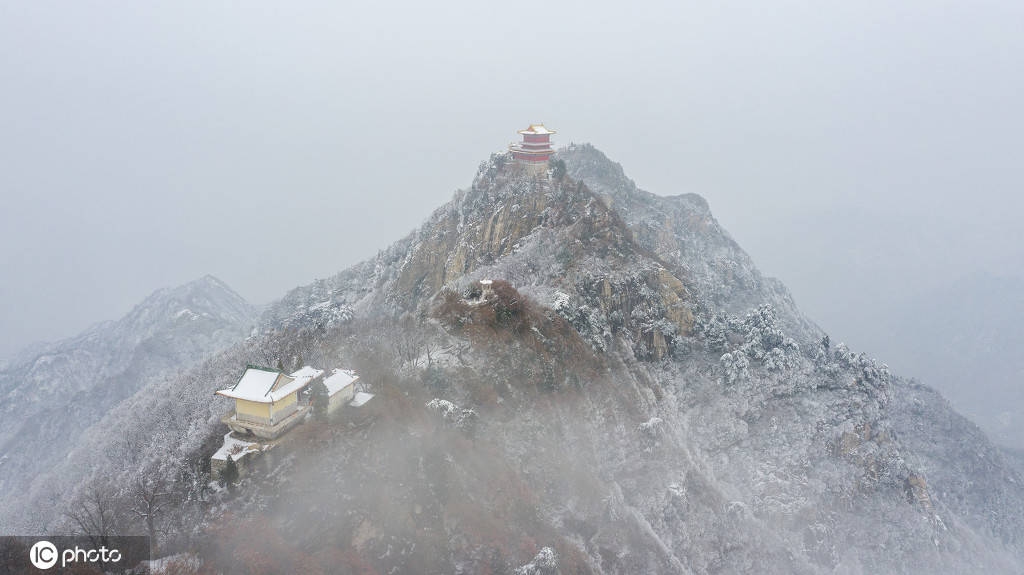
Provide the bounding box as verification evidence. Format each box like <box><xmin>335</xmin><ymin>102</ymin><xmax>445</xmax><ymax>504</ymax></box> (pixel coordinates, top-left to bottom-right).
<box><xmin>558</xmin><ymin>144</ymin><xmax>817</xmax><ymax>344</ymax></box>
<box><xmin>24</xmin><ymin>147</ymin><xmax>1024</xmax><ymax>574</ymax></box>
<box><xmin>0</xmin><ymin>275</ymin><xmax>256</xmax><ymax>532</ymax></box>
<box><xmin>266</xmin><ymin>154</ymin><xmax>696</xmax><ymax>361</ymax></box>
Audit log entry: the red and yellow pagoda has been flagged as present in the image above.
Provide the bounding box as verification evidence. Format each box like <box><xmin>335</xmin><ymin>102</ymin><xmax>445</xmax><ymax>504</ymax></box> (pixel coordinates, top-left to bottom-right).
<box><xmin>510</xmin><ymin>124</ymin><xmax>556</xmax><ymax>166</ymax></box>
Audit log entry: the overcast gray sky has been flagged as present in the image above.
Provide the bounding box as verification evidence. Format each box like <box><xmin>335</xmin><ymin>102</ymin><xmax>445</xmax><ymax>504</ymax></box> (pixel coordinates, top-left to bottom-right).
<box><xmin>2</xmin><ymin>0</ymin><xmax>1022</xmax><ymax>361</ymax></box>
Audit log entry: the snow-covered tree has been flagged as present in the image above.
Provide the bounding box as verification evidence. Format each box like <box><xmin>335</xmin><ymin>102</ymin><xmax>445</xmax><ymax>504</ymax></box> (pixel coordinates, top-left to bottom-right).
<box><xmin>515</xmin><ymin>547</ymin><xmax>557</xmax><ymax>575</ymax></box>
<box><xmin>720</xmin><ymin>351</ymin><xmax>750</xmax><ymax>385</ymax></box>
<box><xmin>65</xmin><ymin>484</ymin><xmax>122</xmax><ymax>550</ymax></box>
<box><xmin>637</xmin><ymin>416</ymin><xmax>665</xmax><ymax>452</ymax></box>
<box><xmin>426</xmin><ymin>398</ymin><xmax>479</xmax><ymax>438</ymax></box>
<box><xmin>126</xmin><ymin>474</ymin><xmax>171</xmax><ymax>555</ymax></box>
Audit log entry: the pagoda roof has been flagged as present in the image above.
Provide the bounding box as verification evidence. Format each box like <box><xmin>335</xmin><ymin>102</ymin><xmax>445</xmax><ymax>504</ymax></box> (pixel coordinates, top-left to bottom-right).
<box><xmin>518</xmin><ymin>124</ymin><xmax>556</xmax><ymax>135</ymax></box>
<box><xmin>215</xmin><ymin>364</ymin><xmax>322</xmax><ymax>403</ymax></box>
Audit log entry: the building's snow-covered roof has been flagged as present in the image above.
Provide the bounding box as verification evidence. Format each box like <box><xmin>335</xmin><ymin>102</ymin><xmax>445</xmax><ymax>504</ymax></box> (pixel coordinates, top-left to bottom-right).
<box><xmin>290</xmin><ymin>366</ymin><xmax>323</xmax><ymax>380</ymax></box>
<box><xmin>268</xmin><ymin>365</ymin><xmax>323</xmax><ymax>401</ymax></box>
<box><xmin>211</xmin><ymin>432</ymin><xmax>262</xmax><ymax>461</ymax></box>
<box><xmin>289</xmin><ymin>365</ymin><xmax>324</xmax><ymax>394</ymax></box>
<box><xmin>324</xmin><ymin>368</ymin><xmax>359</xmax><ymax>397</ymax></box>
<box><xmin>349</xmin><ymin>391</ymin><xmax>375</xmax><ymax>407</ymax></box>
<box><xmin>518</xmin><ymin>124</ymin><xmax>555</xmax><ymax>135</ymax></box>
<box><xmin>216</xmin><ymin>365</ymin><xmax>322</xmax><ymax>403</ymax></box>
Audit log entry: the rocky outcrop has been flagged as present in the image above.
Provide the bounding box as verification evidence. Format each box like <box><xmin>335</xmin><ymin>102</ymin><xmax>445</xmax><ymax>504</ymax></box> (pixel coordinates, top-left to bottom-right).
<box><xmin>560</xmin><ymin>143</ymin><xmax>818</xmax><ymax>345</ymax></box>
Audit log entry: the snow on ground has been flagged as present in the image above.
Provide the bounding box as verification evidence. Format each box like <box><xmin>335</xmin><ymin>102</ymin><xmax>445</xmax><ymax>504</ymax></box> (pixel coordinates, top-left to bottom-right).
<box><xmin>142</xmin><ymin>553</ymin><xmax>202</xmax><ymax>574</ymax></box>
<box><xmin>211</xmin><ymin>432</ymin><xmax>262</xmax><ymax>461</ymax></box>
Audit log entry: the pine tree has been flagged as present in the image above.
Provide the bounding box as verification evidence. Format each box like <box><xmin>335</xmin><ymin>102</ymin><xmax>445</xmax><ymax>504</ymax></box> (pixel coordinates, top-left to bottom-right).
<box><xmin>276</xmin><ymin>359</ymin><xmax>284</xmax><ymax>372</ymax></box>
<box><xmin>219</xmin><ymin>455</ymin><xmax>239</xmax><ymax>489</ymax></box>
<box><xmin>309</xmin><ymin>378</ymin><xmax>329</xmax><ymax>420</ymax></box>
<box><xmin>550</xmin><ymin>158</ymin><xmax>567</xmax><ymax>180</ymax></box>
<box><xmin>295</xmin><ymin>352</ymin><xmax>304</xmax><ymax>371</ymax></box>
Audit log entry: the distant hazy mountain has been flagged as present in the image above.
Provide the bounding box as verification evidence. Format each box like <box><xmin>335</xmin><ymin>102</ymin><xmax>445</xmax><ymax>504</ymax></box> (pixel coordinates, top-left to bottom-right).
<box><xmin>867</xmin><ymin>275</ymin><xmax>1024</xmax><ymax>449</ymax></box>
<box><xmin>0</xmin><ymin>275</ymin><xmax>256</xmax><ymax>531</ymax></box>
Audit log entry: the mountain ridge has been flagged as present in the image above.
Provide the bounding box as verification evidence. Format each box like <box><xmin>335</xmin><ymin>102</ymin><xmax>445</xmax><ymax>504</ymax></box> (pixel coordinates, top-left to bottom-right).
<box><xmin>0</xmin><ymin>274</ymin><xmax>257</xmax><ymax>532</ymax></box>
<box><xmin>193</xmin><ymin>145</ymin><xmax>1023</xmax><ymax>572</ymax></box>
<box><xmin>6</xmin><ymin>146</ymin><xmax>1022</xmax><ymax>573</ymax></box>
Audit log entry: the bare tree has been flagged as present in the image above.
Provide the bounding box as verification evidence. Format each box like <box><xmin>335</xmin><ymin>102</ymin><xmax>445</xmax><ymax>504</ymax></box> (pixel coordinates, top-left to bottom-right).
<box><xmin>423</xmin><ymin>337</ymin><xmax>441</xmax><ymax>368</ymax></box>
<box><xmin>390</xmin><ymin>314</ymin><xmax>425</xmax><ymax>368</ymax></box>
<box><xmin>127</xmin><ymin>474</ymin><xmax>172</xmax><ymax>555</ymax></box>
<box><xmin>163</xmin><ymin>459</ymin><xmax>211</xmax><ymax>550</ymax></box>
<box><xmin>452</xmin><ymin>341</ymin><xmax>471</xmax><ymax>366</ymax></box>
<box><xmin>65</xmin><ymin>484</ymin><xmax>122</xmax><ymax>550</ymax></box>
<box><xmin>175</xmin><ymin>459</ymin><xmax>211</xmax><ymax>509</ymax></box>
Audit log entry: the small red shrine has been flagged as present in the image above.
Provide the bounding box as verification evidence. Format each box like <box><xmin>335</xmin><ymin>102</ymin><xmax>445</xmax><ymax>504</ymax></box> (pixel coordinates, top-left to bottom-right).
<box><xmin>510</xmin><ymin>124</ymin><xmax>556</xmax><ymax>166</ymax></box>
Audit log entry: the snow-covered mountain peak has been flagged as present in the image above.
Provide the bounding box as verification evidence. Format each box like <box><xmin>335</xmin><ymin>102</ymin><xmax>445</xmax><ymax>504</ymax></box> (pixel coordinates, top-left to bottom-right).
<box><xmin>6</xmin><ymin>149</ymin><xmax>1023</xmax><ymax>573</ymax></box>
<box><xmin>0</xmin><ymin>275</ymin><xmax>257</xmax><ymax>533</ymax></box>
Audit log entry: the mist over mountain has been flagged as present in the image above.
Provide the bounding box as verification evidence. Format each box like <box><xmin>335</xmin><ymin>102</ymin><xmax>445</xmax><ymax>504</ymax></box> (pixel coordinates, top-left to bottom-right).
<box><xmin>866</xmin><ymin>275</ymin><xmax>1024</xmax><ymax>449</ymax></box>
<box><xmin>0</xmin><ymin>275</ymin><xmax>256</xmax><ymax>531</ymax></box>
<box><xmin>5</xmin><ymin>146</ymin><xmax>1020</xmax><ymax>573</ymax></box>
